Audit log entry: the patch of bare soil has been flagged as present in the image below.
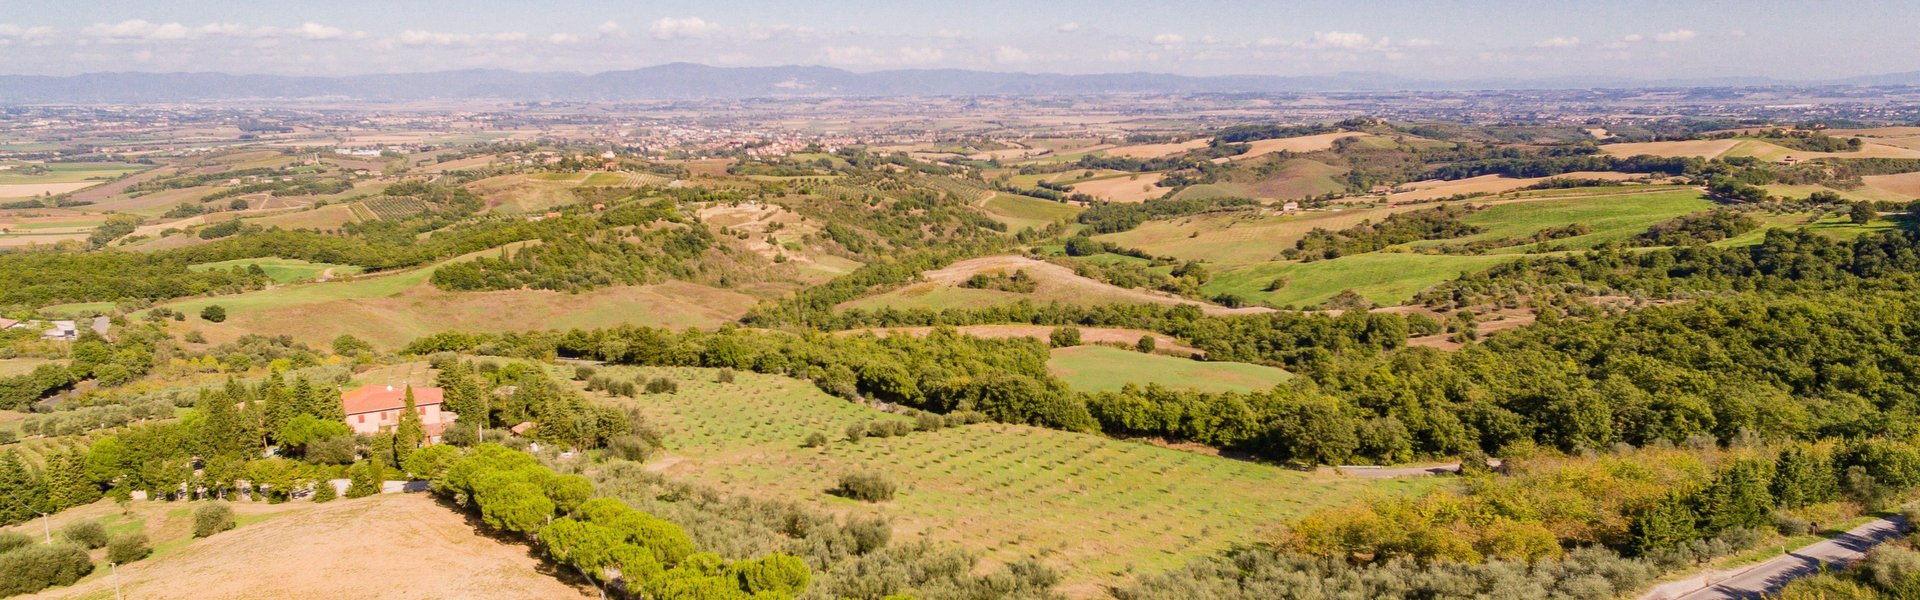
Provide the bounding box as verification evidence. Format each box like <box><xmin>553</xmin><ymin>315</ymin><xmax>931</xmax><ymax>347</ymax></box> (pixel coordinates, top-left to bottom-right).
<box><xmin>34</xmin><ymin>494</ymin><xmax>592</xmax><ymax>600</ymax></box>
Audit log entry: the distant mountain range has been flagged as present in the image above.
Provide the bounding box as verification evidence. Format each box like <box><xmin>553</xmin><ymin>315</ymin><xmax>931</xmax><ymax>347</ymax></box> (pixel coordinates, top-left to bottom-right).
<box><xmin>1</xmin><ymin>63</ymin><xmax>1917</xmax><ymax>102</ymax></box>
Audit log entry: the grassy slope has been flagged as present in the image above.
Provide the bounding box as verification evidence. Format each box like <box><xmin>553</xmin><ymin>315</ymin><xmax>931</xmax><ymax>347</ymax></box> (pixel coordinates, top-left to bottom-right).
<box><xmin>149</xmin><ymin>244</ymin><xmax>755</xmax><ymax>349</ymax></box>
<box><xmin>1047</xmin><ymin>345</ymin><xmax>1292</xmax><ymax>393</ymax></box>
<box><xmin>187</xmin><ymin>257</ymin><xmax>365</xmax><ymax>284</ymax></box>
<box><xmin>982</xmin><ymin>193</ymin><xmax>1082</xmax><ymax>230</ymax></box>
<box><xmin>594</xmin><ymin>366</ymin><xmax>1448</xmax><ymax>593</ymax></box>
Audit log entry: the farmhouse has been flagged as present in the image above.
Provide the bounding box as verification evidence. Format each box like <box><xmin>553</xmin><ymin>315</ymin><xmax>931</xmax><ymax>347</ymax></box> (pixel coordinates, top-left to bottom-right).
<box><xmin>340</xmin><ymin>384</ymin><xmax>455</xmax><ymax>443</ymax></box>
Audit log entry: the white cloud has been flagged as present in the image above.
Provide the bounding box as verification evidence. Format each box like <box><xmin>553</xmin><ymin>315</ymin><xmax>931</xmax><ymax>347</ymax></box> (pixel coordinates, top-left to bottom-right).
<box><xmin>1057</xmin><ymin>22</ymin><xmax>1080</xmax><ymax>33</ymax></box>
<box><xmin>1622</xmin><ymin>34</ymin><xmax>1644</xmax><ymax>43</ymax></box>
<box><xmin>0</xmin><ymin>24</ymin><xmax>55</xmax><ymax>42</ymax></box>
<box><xmin>548</xmin><ymin>32</ymin><xmax>581</xmax><ymax>44</ymax></box>
<box><xmin>84</xmin><ymin>20</ymin><xmax>191</xmax><ymax>41</ymax></box>
<box><xmin>1299</xmin><ymin>31</ymin><xmax>1373</xmax><ymax>50</ymax></box>
<box><xmin>746</xmin><ymin>24</ymin><xmax>818</xmax><ymax>41</ymax></box>
<box><xmin>1151</xmin><ymin>33</ymin><xmax>1185</xmax><ymax>46</ymax></box>
<box><xmin>993</xmin><ymin>45</ymin><xmax>1031</xmax><ymax>64</ymax></box>
<box><xmin>1655</xmin><ymin>29</ymin><xmax>1696</xmax><ymax>42</ymax></box>
<box><xmin>398</xmin><ymin>29</ymin><xmax>528</xmax><ymax>46</ymax></box>
<box><xmin>651</xmin><ymin>17</ymin><xmax>720</xmax><ymax>40</ymax></box>
<box><xmin>1536</xmin><ymin>36</ymin><xmax>1581</xmax><ymax>48</ymax></box>
<box><xmin>1403</xmin><ymin>38</ymin><xmax>1440</xmax><ymax>47</ymax></box>
<box><xmin>597</xmin><ymin>21</ymin><xmax>626</xmax><ymax>38</ymax></box>
<box><xmin>822</xmin><ymin>45</ymin><xmax>945</xmax><ymax>66</ymax></box>
<box><xmin>293</xmin><ymin>22</ymin><xmax>348</xmax><ymax>41</ymax></box>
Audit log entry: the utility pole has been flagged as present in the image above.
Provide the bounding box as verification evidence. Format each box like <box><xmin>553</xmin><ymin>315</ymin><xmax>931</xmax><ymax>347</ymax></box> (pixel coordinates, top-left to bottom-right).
<box><xmin>39</xmin><ymin>511</ymin><xmax>50</xmax><ymax>543</ymax></box>
<box><xmin>112</xmin><ymin>562</ymin><xmax>123</xmax><ymax>600</ymax></box>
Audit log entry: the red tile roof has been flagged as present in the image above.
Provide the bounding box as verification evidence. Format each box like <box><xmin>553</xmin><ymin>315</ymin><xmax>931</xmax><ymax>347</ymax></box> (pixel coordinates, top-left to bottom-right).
<box><xmin>341</xmin><ymin>384</ymin><xmax>444</xmax><ymax>416</ymax></box>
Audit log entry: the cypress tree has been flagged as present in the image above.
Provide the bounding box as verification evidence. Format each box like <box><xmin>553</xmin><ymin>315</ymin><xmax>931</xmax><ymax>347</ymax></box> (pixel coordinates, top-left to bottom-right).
<box><xmin>396</xmin><ymin>386</ymin><xmax>426</xmax><ymax>462</ymax></box>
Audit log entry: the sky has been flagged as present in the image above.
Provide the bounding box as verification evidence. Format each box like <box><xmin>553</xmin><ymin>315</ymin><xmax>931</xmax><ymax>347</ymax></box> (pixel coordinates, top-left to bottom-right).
<box><xmin>2</xmin><ymin>0</ymin><xmax>1916</xmax><ymax>81</ymax></box>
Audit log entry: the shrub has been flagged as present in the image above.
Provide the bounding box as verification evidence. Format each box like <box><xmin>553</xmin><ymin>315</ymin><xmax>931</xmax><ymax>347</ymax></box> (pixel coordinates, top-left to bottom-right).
<box><xmin>802</xmin><ymin>432</ymin><xmax>829</xmax><ymax>448</ymax></box>
<box><xmin>0</xmin><ymin>531</ymin><xmax>31</xmax><ymax>555</ymax></box>
<box><xmin>312</xmin><ymin>480</ymin><xmax>338</xmax><ymax>503</ymax></box>
<box><xmin>836</xmin><ymin>471</ymin><xmax>897</xmax><ymax>502</ymax></box>
<box><xmin>0</xmin><ymin>542</ymin><xmax>93</xmax><ymax>597</ymax></box>
<box><xmin>346</xmin><ymin>459</ymin><xmax>383</xmax><ymax>498</ymax></box>
<box><xmin>1136</xmin><ymin>335</ymin><xmax>1157</xmax><ymax>353</ymax></box>
<box><xmin>183</xmin><ymin>330</ymin><xmax>207</xmax><ymax>344</ymax></box>
<box><xmin>609</xmin><ymin>434</ymin><xmax>655</xmax><ymax>461</ymax></box>
<box><xmin>716</xmin><ymin>369</ymin><xmax>736</xmax><ymax>384</ymax></box>
<box><xmin>844</xmin><ymin>422</ymin><xmax>867</xmax><ymax>443</ymax></box>
<box><xmin>644</xmin><ymin>377</ymin><xmax>679</xmax><ymax>394</ymax></box>
<box><xmin>106</xmin><ymin>532</ymin><xmax>151</xmax><ymax>564</ymax></box>
<box><xmin>573</xmin><ymin>365</ymin><xmax>597</xmax><ymax>380</ymax></box>
<box><xmin>866</xmin><ymin>421</ymin><xmax>896</xmax><ymax>439</ymax></box>
<box><xmin>847</xmin><ymin>516</ymin><xmax>892</xmax><ymax>554</ymax></box>
<box><xmin>200</xmin><ymin>305</ymin><xmax>227</xmax><ymax>323</ymax></box>
<box><xmin>192</xmin><ymin>503</ymin><xmax>236</xmax><ymax>537</ymax></box>
<box><xmin>1049</xmin><ymin>326</ymin><xmax>1082</xmax><ymax>347</ymax></box>
<box><xmin>59</xmin><ymin>520</ymin><xmax>108</xmax><ymax>549</ymax></box>
<box><xmin>915</xmin><ymin>412</ymin><xmax>944</xmax><ymax>432</ymax></box>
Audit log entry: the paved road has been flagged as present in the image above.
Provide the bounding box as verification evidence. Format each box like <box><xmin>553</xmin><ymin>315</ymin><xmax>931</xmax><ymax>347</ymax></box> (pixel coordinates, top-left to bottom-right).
<box><xmin>1640</xmin><ymin>515</ymin><xmax>1908</xmax><ymax>600</ymax></box>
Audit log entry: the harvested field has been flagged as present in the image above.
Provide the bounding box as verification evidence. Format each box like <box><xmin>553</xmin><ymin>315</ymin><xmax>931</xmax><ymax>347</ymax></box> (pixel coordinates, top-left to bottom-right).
<box><xmin>1861</xmin><ymin>172</ymin><xmax>1920</xmax><ymax>199</ymax></box>
<box><xmin>1230</xmin><ymin>132</ymin><xmax>1368</xmax><ymax>161</ymax></box>
<box><xmin>0</xmin><ymin>182</ymin><xmax>98</xmax><ymax>198</ymax></box>
<box><xmin>247</xmin><ymin>203</ymin><xmax>362</xmax><ymax>230</ymax></box>
<box><xmin>1071</xmin><ymin>172</ymin><xmax>1166</xmax><ymax>202</ymax></box>
<box><xmin>1386</xmin><ymin>172</ymin><xmax>1642</xmax><ymax>203</ymax></box>
<box><xmin>1600</xmin><ymin>139</ymin><xmax>1743</xmax><ymax>159</ymax></box>
<box><xmin>1103</xmin><ymin>138</ymin><xmax>1209</xmax><ymax>159</ymax></box>
<box><xmin>25</xmin><ymin>494</ymin><xmax>591</xmax><ymax>600</ymax></box>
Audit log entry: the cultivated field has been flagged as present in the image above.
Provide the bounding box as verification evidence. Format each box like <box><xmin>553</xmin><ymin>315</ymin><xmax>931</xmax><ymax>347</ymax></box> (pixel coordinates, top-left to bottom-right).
<box><xmin>1047</xmin><ymin>345</ymin><xmax>1292</xmax><ymax>393</ymax></box>
<box><xmin>1385</xmin><ymin>171</ymin><xmax>1643</xmax><ymax>203</ymax></box>
<box><xmin>151</xmin><ymin>245</ymin><xmax>757</xmax><ymax>349</ymax></box>
<box><xmin>1229</xmin><ymin>132</ymin><xmax>1368</xmax><ymax>161</ymax></box>
<box><xmin>1103</xmin><ymin>138</ymin><xmax>1209</xmax><ymax>159</ymax></box>
<box><xmin>592</xmin><ymin>366</ymin><xmax>1447</xmax><ymax>596</ymax></box>
<box><xmin>1071</xmin><ymin>173</ymin><xmax>1166</xmax><ymax>203</ymax></box>
<box><xmin>22</xmin><ymin>494</ymin><xmax>592</xmax><ymax>600</ymax></box>
<box><xmin>980</xmin><ymin>193</ymin><xmax>1082</xmax><ymax>229</ymax></box>
<box><xmin>1862</xmin><ymin>172</ymin><xmax>1920</xmax><ymax>199</ymax></box>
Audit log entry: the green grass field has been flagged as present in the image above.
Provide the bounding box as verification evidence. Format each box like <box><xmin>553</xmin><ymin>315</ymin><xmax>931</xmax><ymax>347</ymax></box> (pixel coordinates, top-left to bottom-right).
<box><xmin>1208</xmin><ymin>252</ymin><xmax>1515</xmax><ymax>308</ymax></box>
<box><xmin>1417</xmin><ymin>188</ymin><xmax>1716</xmax><ymax>252</ymax></box>
<box><xmin>1047</xmin><ymin>345</ymin><xmax>1292</xmax><ymax>393</ymax></box>
<box><xmin>589</xmin><ymin>365</ymin><xmax>1448</xmax><ymax>591</ymax></box>
<box><xmin>188</xmin><ymin>257</ymin><xmax>365</xmax><ymax>284</ymax></box>
<box><xmin>0</xmin><ymin>162</ymin><xmax>145</xmax><ymax>184</ymax></box>
<box><xmin>981</xmin><ymin>193</ymin><xmax>1082</xmax><ymax>230</ymax></box>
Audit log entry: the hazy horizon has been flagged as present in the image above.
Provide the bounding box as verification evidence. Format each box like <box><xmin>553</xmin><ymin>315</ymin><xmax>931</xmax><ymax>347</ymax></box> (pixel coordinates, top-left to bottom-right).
<box><xmin>3</xmin><ymin>0</ymin><xmax>1916</xmax><ymax>81</ymax></box>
